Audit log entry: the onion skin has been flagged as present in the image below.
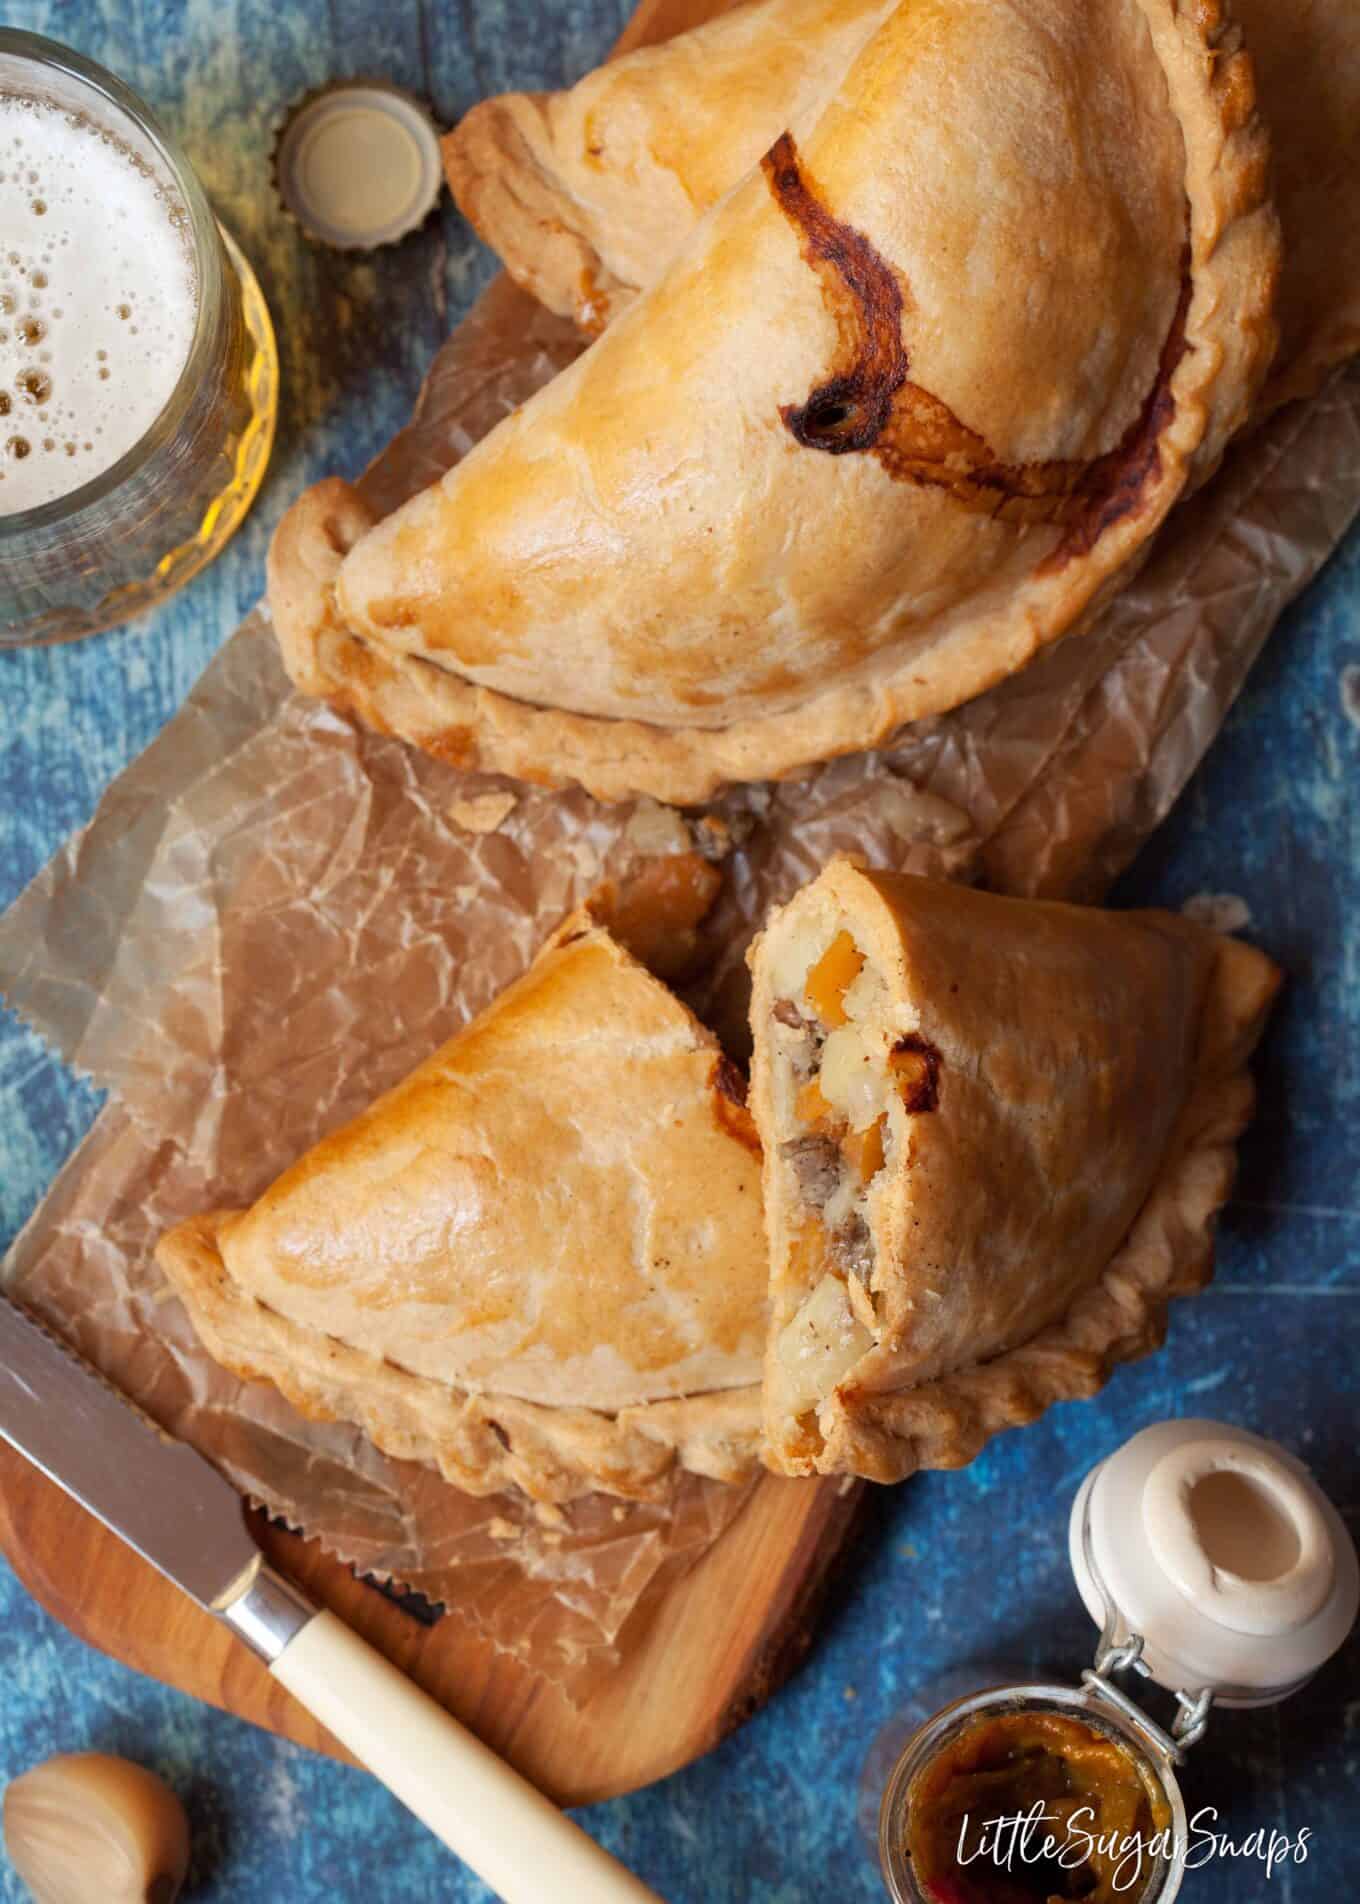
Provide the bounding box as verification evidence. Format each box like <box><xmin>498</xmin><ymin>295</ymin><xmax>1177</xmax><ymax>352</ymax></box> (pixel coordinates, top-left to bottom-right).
<box><xmin>3</xmin><ymin>1753</ymin><xmax>191</xmax><ymax>1904</ymax></box>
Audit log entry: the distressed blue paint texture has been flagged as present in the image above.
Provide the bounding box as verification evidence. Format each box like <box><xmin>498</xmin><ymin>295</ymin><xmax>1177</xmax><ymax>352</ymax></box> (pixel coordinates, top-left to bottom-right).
<box><xmin>0</xmin><ymin>1</ymin><xmax>1357</xmax><ymax>1899</ymax></box>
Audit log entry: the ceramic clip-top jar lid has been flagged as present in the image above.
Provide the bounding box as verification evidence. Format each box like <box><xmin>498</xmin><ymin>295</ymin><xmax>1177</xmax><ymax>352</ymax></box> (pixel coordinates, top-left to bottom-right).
<box><xmin>1069</xmin><ymin>1418</ymin><xmax>1358</xmax><ymax>1708</ymax></box>
<box><xmin>273</xmin><ymin>81</ymin><xmax>443</xmax><ymax>250</ymax></box>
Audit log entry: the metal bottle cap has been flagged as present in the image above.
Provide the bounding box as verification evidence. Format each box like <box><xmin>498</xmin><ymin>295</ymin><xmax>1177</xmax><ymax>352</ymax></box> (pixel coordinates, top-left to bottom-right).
<box><xmin>273</xmin><ymin>81</ymin><xmax>443</xmax><ymax>250</ymax></box>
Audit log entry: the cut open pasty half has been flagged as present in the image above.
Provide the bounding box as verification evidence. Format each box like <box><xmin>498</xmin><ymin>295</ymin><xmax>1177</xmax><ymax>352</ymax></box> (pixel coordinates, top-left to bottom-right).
<box><xmin>448</xmin><ymin>0</ymin><xmax>1356</xmax><ymax>413</ymax></box>
<box><xmin>270</xmin><ymin>0</ymin><xmax>1279</xmax><ymax>805</ymax></box>
<box><xmin>155</xmin><ymin>868</ymin><xmax>767</xmax><ymax>1505</ymax></box>
<box><xmin>748</xmin><ymin>861</ymin><xmax>1280</xmax><ymax>1481</ymax></box>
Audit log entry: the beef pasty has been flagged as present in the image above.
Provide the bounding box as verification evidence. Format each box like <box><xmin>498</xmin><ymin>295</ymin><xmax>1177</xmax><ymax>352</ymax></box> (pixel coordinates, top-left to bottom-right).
<box><xmin>449</xmin><ymin>0</ymin><xmax>1355</xmax><ymax>412</ymax></box>
<box><xmin>748</xmin><ymin>861</ymin><xmax>1280</xmax><ymax>1480</ymax></box>
<box><xmin>156</xmin><ymin>875</ymin><xmax>767</xmax><ymax>1505</ymax></box>
<box><xmin>270</xmin><ymin>0</ymin><xmax>1278</xmax><ymax>804</ymax></box>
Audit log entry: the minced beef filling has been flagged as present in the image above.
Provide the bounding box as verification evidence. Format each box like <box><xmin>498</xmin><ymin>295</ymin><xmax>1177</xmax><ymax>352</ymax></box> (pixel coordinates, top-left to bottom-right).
<box><xmin>829</xmin><ymin>1211</ymin><xmax>872</xmax><ymax>1278</ymax></box>
<box><xmin>775</xmin><ymin>989</ymin><xmax>880</xmax><ymax>1284</ymax></box>
<box><xmin>782</xmin><ymin>1132</ymin><xmax>841</xmax><ymax>1206</ymax></box>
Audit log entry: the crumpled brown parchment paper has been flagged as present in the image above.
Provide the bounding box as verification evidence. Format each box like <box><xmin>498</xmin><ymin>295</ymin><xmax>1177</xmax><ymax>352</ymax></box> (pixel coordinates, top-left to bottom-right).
<box><xmin>2</xmin><ymin>259</ymin><xmax>1357</xmax><ymax>1691</ymax></box>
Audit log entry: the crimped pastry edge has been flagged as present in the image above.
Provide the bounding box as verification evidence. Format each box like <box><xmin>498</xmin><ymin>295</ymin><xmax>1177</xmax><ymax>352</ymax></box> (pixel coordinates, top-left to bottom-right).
<box><xmin>441</xmin><ymin>96</ymin><xmax>630</xmax><ymax>332</ymax></box>
<box><xmin>155</xmin><ymin>1209</ymin><xmax>765</xmax><ymax>1506</ymax></box>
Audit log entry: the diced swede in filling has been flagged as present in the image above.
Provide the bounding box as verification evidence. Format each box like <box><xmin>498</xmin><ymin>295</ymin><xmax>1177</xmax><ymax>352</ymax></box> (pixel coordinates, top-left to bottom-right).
<box><xmin>770</xmin><ymin>923</ymin><xmax>922</xmax><ymax>1425</ymax></box>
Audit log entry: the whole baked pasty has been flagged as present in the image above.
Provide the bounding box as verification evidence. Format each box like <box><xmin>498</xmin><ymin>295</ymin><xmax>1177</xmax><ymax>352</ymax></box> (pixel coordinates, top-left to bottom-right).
<box><xmin>155</xmin><ymin>875</ymin><xmax>767</xmax><ymax>1505</ymax></box>
<box><xmin>448</xmin><ymin>0</ymin><xmax>1357</xmax><ymax>411</ymax></box>
<box><xmin>748</xmin><ymin>862</ymin><xmax>1280</xmax><ymax>1481</ymax></box>
<box><xmin>270</xmin><ymin>0</ymin><xmax>1278</xmax><ymax>805</ymax></box>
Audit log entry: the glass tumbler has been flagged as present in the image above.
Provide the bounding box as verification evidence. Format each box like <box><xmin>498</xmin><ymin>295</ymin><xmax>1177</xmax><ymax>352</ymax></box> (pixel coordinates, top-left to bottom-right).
<box><xmin>0</xmin><ymin>29</ymin><xmax>277</xmax><ymax>647</ymax></box>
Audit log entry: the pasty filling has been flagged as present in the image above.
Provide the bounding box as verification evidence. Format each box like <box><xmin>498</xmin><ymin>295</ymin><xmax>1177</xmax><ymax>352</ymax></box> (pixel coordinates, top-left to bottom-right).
<box><xmin>768</xmin><ymin>922</ymin><xmax>938</xmax><ymax>1427</ymax></box>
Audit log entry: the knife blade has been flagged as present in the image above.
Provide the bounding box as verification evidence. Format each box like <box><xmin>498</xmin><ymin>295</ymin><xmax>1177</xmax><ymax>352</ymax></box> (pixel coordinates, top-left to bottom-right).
<box><xmin>0</xmin><ymin>1297</ymin><xmax>260</xmax><ymax>1610</ymax></box>
<box><xmin>0</xmin><ymin>1298</ymin><xmax>662</xmax><ymax>1904</ymax></box>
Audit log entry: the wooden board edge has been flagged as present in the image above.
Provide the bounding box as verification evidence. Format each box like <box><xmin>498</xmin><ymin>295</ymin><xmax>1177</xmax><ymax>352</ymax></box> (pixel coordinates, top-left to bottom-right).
<box><xmin>0</xmin><ymin>1444</ymin><xmax>866</xmax><ymax>1805</ymax></box>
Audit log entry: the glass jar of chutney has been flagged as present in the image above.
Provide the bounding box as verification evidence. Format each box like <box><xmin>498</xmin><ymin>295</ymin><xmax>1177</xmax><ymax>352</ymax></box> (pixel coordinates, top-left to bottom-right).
<box><xmin>877</xmin><ymin>1420</ymin><xmax>1358</xmax><ymax>1904</ymax></box>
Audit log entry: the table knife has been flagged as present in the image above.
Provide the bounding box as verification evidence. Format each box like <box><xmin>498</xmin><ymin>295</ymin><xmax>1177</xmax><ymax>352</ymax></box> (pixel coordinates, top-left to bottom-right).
<box><xmin>0</xmin><ymin>1298</ymin><xmax>663</xmax><ymax>1903</ymax></box>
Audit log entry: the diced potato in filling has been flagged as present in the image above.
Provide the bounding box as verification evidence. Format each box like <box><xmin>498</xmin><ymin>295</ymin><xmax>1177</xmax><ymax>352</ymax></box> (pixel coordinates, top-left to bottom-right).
<box><xmin>774</xmin><ymin>1268</ymin><xmax>874</xmax><ymax>1417</ymax></box>
<box><xmin>819</xmin><ymin>1022</ymin><xmax>893</xmax><ymax>1129</ymax></box>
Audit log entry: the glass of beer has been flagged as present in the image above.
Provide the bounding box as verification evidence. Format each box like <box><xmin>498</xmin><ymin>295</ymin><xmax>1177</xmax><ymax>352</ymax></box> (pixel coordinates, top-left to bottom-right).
<box><xmin>0</xmin><ymin>30</ymin><xmax>277</xmax><ymax>647</ymax></box>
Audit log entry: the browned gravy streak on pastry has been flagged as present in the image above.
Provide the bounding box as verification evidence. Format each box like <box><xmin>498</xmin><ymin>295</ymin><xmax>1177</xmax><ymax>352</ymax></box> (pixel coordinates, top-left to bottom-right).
<box><xmin>761</xmin><ymin>132</ymin><xmax>1190</xmax><ymax>556</ymax></box>
<box><xmin>761</xmin><ymin>132</ymin><xmax>910</xmax><ymax>454</ymax></box>
<box><xmin>1039</xmin><ymin>263</ymin><xmax>1191</xmax><ymax>571</ymax></box>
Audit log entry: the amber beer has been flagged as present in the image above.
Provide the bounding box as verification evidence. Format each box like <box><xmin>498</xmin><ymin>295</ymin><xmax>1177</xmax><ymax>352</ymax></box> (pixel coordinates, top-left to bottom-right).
<box><xmin>0</xmin><ymin>31</ymin><xmax>275</xmax><ymax>647</ymax></box>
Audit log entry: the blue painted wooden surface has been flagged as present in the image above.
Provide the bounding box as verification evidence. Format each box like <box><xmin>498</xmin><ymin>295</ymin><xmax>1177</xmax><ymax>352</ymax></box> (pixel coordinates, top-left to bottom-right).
<box><xmin>0</xmin><ymin>2</ymin><xmax>1356</xmax><ymax>1898</ymax></box>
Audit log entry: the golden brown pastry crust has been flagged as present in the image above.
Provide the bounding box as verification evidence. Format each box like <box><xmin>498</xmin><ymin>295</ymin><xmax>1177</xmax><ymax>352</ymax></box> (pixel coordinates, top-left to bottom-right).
<box><xmin>450</xmin><ymin>0</ymin><xmax>1357</xmax><ymax>414</ymax></box>
<box><xmin>442</xmin><ymin>0</ymin><xmax>895</xmax><ymax>332</ymax></box>
<box><xmin>155</xmin><ymin>896</ymin><xmax>768</xmax><ymax>1505</ymax></box>
<box><xmin>748</xmin><ymin>863</ymin><xmax>1280</xmax><ymax>1481</ymax></box>
<box><xmin>270</xmin><ymin>0</ymin><xmax>1278</xmax><ymax>804</ymax></box>
<box><xmin>156</xmin><ymin>1212</ymin><xmax>761</xmax><ymax>1503</ymax></box>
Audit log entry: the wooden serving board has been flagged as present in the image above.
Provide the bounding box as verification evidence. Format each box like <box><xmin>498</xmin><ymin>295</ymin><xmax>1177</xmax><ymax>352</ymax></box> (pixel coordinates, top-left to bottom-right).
<box><xmin>0</xmin><ymin>0</ymin><xmax>869</xmax><ymax>1808</ymax></box>
<box><xmin>0</xmin><ymin>1443</ymin><xmax>863</xmax><ymax>1804</ymax></box>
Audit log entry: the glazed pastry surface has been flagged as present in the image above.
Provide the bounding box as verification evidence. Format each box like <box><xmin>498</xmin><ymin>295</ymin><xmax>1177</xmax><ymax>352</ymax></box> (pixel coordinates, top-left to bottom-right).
<box><xmin>157</xmin><ymin>882</ymin><xmax>767</xmax><ymax>1504</ymax></box>
<box><xmin>270</xmin><ymin>0</ymin><xmax>1278</xmax><ymax>802</ymax></box>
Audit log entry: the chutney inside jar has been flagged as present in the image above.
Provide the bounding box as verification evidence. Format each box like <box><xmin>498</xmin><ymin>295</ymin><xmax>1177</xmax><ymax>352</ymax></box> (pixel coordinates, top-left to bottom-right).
<box><xmin>903</xmin><ymin>1707</ymin><xmax>1172</xmax><ymax>1903</ymax></box>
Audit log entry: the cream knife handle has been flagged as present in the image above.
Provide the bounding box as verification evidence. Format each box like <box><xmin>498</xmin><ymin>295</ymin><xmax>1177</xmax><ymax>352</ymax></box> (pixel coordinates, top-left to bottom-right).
<box><xmin>268</xmin><ymin>1611</ymin><xmax>664</xmax><ymax>1903</ymax></box>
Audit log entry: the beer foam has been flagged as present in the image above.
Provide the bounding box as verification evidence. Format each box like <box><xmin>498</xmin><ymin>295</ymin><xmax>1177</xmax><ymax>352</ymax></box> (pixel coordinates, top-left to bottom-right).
<box><xmin>0</xmin><ymin>94</ymin><xmax>198</xmax><ymax>516</ymax></box>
